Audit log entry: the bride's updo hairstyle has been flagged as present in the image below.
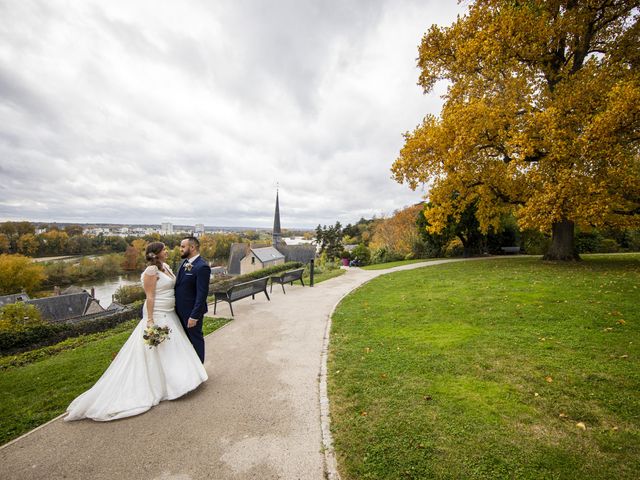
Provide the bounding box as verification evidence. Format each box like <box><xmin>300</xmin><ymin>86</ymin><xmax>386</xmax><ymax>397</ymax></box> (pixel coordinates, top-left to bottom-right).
<box><xmin>145</xmin><ymin>242</ymin><xmax>165</xmax><ymax>271</ymax></box>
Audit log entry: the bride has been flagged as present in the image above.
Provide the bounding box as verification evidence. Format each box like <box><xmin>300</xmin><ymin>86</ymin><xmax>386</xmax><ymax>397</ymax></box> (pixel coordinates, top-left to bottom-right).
<box><xmin>65</xmin><ymin>242</ymin><xmax>208</xmax><ymax>421</ymax></box>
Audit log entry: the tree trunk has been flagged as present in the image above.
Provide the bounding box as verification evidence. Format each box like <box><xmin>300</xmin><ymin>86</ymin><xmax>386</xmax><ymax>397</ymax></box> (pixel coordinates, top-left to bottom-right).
<box><xmin>543</xmin><ymin>219</ymin><xmax>580</xmax><ymax>261</ymax></box>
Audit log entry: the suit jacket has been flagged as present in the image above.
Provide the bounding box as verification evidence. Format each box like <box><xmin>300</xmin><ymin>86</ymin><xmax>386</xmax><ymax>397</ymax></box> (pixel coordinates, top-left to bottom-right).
<box><xmin>174</xmin><ymin>256</ymin><xmax>211</xmax><ymax>322</ymax></box>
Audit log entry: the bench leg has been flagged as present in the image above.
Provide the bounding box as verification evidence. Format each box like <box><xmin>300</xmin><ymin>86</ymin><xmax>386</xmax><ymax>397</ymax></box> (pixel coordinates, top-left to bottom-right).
<box><xmin>281</xmin><ymin>283</ymin><xmax>286</xmax><ymax>294</ymax></box>
<box><xmin>300</xmin><ymin>278</ymin><xmax>305</xmax><ymax>287</ymax></box>
<box><xmin>264</xmin><ymin>290</ymin><xmax>270</xmax><ymax>301</ymax></box>
<box><xmin>270</xmin><ymin>282</ymin><xmax>273</xmax><ymax>294</ymax></box>
<box><xmin>214</xmin><ymin>299</ymin><xmax>217</xmax><ymax>315</ymax></box>
<box><xmin>228</xmin><ymin>300</ymin><xmax>234</xmax><ymax>317</ymax></box>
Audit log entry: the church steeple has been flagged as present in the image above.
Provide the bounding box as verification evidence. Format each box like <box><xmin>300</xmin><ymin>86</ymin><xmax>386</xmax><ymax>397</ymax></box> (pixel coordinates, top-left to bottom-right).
<box><xmin>272</xmin><ymin>188</ymin><xmax>282</xmax><ymax>247</ymax></box>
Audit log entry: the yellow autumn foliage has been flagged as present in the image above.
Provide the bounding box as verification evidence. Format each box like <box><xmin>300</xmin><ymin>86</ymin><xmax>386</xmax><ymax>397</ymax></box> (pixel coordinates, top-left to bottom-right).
<box><xmin>392</xmin><ymin>1</ymin><xmax>640</xmax><ymax>256</ymax></box>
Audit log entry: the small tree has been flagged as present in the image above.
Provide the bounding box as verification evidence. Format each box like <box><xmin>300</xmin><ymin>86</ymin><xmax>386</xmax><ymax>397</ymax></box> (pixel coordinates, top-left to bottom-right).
<box><xmin>0</xmin><ymin>302</ymin><xmax>45</xmax><ymax>332</ymax></box>
<box><xmin>0</xmin><ymin>233</ymin><xmax>10</xmax><ymax>253</ymax></box>
<box><xmin>17</xmin><ymin>233</ymin><xmax>40</xmax><ymax>256</ymax></box>
<box><xmin>0</xmin><ymin>254</ymin><xmax>46</xmax><ymax>295</ymax></box>
<box><xmin>315</xmin><ymin>222</ymin><xmax>344</xmax><ymax>260</ymax></box>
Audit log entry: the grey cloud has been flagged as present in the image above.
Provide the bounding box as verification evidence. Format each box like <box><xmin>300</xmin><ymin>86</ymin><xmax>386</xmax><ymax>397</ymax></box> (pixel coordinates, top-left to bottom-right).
<box><xmin>0</xmin><ymin>0</ymin><xmax>465</xmax><ymax>228</ymax></box>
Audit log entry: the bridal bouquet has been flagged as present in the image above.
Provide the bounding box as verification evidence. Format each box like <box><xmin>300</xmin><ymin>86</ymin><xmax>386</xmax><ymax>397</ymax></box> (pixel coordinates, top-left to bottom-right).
<box><xmin>143</xmin><ymin>325</ymin><xmax>171</xmax><ymax>348</ymax></box>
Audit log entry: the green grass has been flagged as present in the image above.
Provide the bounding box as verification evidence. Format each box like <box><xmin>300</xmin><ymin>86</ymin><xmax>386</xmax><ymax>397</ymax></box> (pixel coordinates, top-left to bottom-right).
<box><xmin>329</xmin><ymin>254</ymin><xmax>640</xmax><ymax>479</ymax></box>
<box><xmin>307</xmin><ymin>268</ymin><xmax>346</xmax><ymax>284</ymax></box>
<box><xmin>361</xmin><ymin>259</ymin><xmax>436</xmax><ymax>270</ymax></box>
<box><xmin>0</xmin><ymin>316</ymin><xmax>230</xmax><ymax>445</ymax></box>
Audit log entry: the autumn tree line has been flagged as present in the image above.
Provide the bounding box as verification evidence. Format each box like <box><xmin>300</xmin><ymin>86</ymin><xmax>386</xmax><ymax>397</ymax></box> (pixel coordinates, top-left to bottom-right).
<box><xmin>0</xmin><ymin>221</ymin><xmax>255</xmax><ymax>296</ymax></box>
<box><xmin>0</xmin><ymin>222</ymin><xmax>131</xmax><ymax>257</ymax></box>
<box><xmin>317</xmin><ymin>204</ymin><xmax>640</xmax><ymax>266</ymax></box>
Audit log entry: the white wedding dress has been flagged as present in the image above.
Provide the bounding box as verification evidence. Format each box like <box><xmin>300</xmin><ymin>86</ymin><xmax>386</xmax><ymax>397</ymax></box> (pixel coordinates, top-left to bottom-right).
<box><xmin>65</xmin><ymin>263</ymin><xmax>208</xmax><ymax>422</ymax></box>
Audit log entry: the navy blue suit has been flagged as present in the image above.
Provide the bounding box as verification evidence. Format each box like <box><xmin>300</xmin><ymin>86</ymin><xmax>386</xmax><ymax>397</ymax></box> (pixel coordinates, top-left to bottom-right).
<box><xmin>175</xmin><ymin>256</ymin><xmax>211</xmax><ymax>363</ymax></box>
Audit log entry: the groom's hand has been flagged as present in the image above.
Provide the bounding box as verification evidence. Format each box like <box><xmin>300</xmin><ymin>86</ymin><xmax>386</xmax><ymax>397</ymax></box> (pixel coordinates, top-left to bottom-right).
<box><xmin>187</xmin><ymin>318</ymin><xmax>198</xmax><ymax>328</ymax></box>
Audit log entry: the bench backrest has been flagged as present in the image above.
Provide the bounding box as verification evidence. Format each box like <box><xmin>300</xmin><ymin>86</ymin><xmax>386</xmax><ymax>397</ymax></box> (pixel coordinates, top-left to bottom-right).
<box><xmin>278</xmin><ymin>268</ymin><xmax>305</xmax><ymax>282</ymax></box>
<box><xmin>231</xmin><ymin>276</ymin><xmax>269</xmax><ymax>292</ymax></box>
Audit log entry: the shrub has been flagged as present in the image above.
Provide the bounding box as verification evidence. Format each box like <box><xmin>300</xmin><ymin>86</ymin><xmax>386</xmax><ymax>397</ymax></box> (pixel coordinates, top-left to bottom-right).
<box><xmin>113</xmin><ymin>284</ymin><xmax>146</xmax><ymax>305</ymax></box>
<box><xmin>351</xmin><ymin>244</ymin><xmax>371</xmax><ymax>265</ymax></box>
<box><xmin>0</xmin><ymin>303</ymin><xmax>46</xmax><ymax>332</ymax></box>
<box><xmin>370</xmin><ymin>246</ymin><xmax>404</xmax><ymax>264</ymax></box>
<box><xmin>628</xmin><ymin>230</ymin><xmax>640</xmax><ymax>251</ymax></box>
<box><xmin>576</xmin><ymin>230</ymin><xmax>603</xmax><ymax>253</ymax></box>
<box><xmin>522</xmin><ymin>230</ymin><xmax>551</xmax><ymax>255</ymax></box>
<box><xmin>597</xmin><ymin>238</ymin><xmax>619</xmax><ymax>253</ymax></box>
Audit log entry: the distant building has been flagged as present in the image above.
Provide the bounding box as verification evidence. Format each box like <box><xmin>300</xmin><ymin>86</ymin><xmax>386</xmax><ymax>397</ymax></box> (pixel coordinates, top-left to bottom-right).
<box><xmin>0</xmin><ymin>293</ymin><xmax>31</xmax><ymax>308</ymax></box>
<box><xmin>0</xmin><ymin>289</ymin><xmax>128</xmax><ymax>324</ymax></box>
<box><xmin>226</xmin><ymin>190</ymin><xmax>316</xmax><ymax>275</ymax></box>
<box><xmin>240</xmin><ymin>247</ymin><xmax>285</xmax><ymax>275</ymax></box>
<box><xmin>272</xmin><ymin>190</ymin><xmax>283</xmax><ymax>248</ymax></box>
<box><xmin>271</xmin><ymin>190</ymin><xmax>316</xmax><ymax>264</ymax></box>
<box><xmin>228</xmin><ymin>243</ymin><xmax>250</xmax><ymax>275</ymax></box>
<box><xmin>195</xmin><ymin>224</ymin><xmax>205</xmax><ymax>237</ymax></box>
<box><xmin>161</xmin><ymin>222</ymin><xmax>174</xmax><ymax>235</ymax></box>
<box><xmin>26</xmin><ymin>292</ymin><xmax>106</xmax><ymax>324</ymax></box>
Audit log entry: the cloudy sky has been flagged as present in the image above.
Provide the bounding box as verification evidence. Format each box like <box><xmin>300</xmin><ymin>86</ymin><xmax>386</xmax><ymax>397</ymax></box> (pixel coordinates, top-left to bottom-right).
<box><xmin>0</xmin><ymin>0</ymin><xmax>465</xmax><ymax>229</ymax></box>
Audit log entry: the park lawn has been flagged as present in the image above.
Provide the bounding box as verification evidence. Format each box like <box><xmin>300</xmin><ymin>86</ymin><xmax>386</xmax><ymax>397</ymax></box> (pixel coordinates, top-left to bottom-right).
<box><xmin>307</xmin><ymin>268</ymin><xmax>346</xmax><ymax>284</ymax></box>
<box><xmin>329</xmin><ymin>254</ymin><xmax>640</xmax><ymax>479</ymax></box>
<box><xmin>361</xmin><ymin>259</ymin><xmax>436</xmax><ymax>270</ymax></box>
<box><xmin>0</xmin><ymin>316</ymin><xmax>230</xmax><ymax>445</ymax></box>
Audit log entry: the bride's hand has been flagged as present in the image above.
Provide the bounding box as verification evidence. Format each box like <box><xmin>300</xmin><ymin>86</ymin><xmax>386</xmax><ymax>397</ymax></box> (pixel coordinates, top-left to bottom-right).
<box><xmin>146</xmin><ymin>318</ymin><xmax>155</xmax><ymax>327</ymax></box>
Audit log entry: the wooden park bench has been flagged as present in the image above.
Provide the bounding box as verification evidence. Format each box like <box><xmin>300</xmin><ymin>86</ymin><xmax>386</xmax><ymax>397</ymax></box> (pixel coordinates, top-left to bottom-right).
<box><xmin>270</xmin><ymin>268</ymin><xmax>305</xmax><ymax>294</ymax></box>
<box><xmin>212</xmin><ymin>277</ymin><xmax>270</xmax><ymax>316</ymax></box>
<box><xmin>500</xmin><ymin>246</ymin><xmax>521</xmax><ymax>254</ymax></box>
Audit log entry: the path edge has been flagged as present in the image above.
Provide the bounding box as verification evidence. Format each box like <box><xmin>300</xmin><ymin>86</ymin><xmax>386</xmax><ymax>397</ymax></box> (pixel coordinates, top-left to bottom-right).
<box><xmin>320</xmin><ymin>277</ymin><xmax>378</xmax><ymax>480</ymax></box>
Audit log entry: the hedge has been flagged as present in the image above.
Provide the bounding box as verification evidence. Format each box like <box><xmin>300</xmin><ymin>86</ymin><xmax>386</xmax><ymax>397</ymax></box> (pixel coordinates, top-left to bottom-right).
<box><xmin>209</xmin><ymin>261</ymin><xmax>303</xmax><ymax>292</ymax></box>
<box><xmin>0</xmin><ymin>302</ymin><xmax>143</xmax><ymax>355</ymax></box>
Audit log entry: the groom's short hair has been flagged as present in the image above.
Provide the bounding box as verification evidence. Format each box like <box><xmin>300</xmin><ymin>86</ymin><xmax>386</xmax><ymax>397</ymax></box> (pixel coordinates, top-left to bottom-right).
<box><xmin>183</xmin><ymin>236</ymin><xmax>200</xmax><ymax>250</ymax></box>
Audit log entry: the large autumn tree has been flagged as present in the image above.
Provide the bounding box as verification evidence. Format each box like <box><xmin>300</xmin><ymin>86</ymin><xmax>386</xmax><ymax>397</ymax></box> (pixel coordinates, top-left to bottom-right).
<box><xmin>392</xmin><ymin>0</ymin><xmax>640</xmax><ymax>260</ymax></box>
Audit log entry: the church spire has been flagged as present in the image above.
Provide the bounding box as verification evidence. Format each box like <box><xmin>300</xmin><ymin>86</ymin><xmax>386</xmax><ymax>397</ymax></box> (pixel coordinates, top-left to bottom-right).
<box><xmin>272</xmin><ymin>188</ymin><xmax>282</xmax><ymax>247</ymax></box>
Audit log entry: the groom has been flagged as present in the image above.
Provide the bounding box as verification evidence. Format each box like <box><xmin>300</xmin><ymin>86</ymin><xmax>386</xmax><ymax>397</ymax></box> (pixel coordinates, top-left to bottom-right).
<box><xmin>175</xmin><ymin>236</ymin><xmax>211</xmax><ymax>363</ymax></box>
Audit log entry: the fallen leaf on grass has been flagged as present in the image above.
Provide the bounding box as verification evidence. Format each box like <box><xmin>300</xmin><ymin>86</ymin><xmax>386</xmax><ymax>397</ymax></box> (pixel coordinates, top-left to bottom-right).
<box><xmin>360</xmin><ymin>411</ymin><xmax>368</xmax><ymax>417</ymax></box>
<box><xmin>423</xmin><ymin>395</ymin><xmax>432</xmax><ymax>401</ymax></box>
<box><xmin>559</xmin><ymin>413</ymin><xmax>568</xmax><ymax>418</ymax></box>
<box><xmin>576</xmin><ymin>422</ymin><xmax>586</xmax><ymax>430</ymax></box>
<box><xmin>534</xmin><ymin>392</ymin><xmax>540</xmax><ymax>397</ymax></box>
<box><xmin>604</xmin><ymin>327</ymin><xmax>614</xmax><ymax>332</ymax></box>
<box><xmin>545</xmin><ymin>376</ymin><xmax>553</xmax><ymax>383</ymax></box>
<box><xmin>617</xmin><ymin>319</ymin><xmax>626</xmax><ymax>325</ymax></box>
<box><xmin>620</xmin><ymin>355</ymin><xmax>628</xmax><ymax>359</ymax></box>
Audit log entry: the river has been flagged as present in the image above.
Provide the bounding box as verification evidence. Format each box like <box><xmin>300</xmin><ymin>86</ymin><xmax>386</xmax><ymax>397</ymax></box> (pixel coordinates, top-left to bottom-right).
<box><xmin>76</xmin><ymin>273</ymin><xmax>140</xmax><ymax>306</ymax></box>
